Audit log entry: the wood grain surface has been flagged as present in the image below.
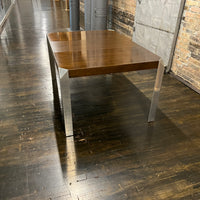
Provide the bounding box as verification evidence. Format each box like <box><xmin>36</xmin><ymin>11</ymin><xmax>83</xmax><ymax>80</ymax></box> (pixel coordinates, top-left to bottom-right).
<box><xmin>47</xmin><ymin>30</ymin><xmax>160</xmax><ymax>77</ymax></box>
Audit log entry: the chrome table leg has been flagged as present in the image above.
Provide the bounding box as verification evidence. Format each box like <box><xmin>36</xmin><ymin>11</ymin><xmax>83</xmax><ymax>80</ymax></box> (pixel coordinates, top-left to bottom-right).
<box><xmin>47</xmin><ymin>39</ymin><xmax>58</xmax><ymax>94</ymax></box>
<box><xmin>47</xmin><ymin>38</ymin><xmax>73</xmax><ymax>137</ymax></box>
<box><xmin>59</xmin><ymin>68</ymin><xmax>73</xmax><ymax>137</ymax></box>
<box><xmin>148</xmin><ymin>59</ymin><xmax>165</xmax><ymax>122</ymax></box>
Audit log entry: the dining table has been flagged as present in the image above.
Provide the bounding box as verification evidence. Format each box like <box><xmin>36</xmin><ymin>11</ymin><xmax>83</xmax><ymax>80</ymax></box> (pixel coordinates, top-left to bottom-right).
<box><xmin>47</xmin><ymin>30</ymin><xmax>165</xmax><ymax>136</ymax></box>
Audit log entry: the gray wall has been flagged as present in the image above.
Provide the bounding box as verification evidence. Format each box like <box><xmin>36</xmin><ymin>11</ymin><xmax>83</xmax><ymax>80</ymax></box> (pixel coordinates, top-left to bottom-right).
<box><xmin>133</xmin><ymin>0</ymin><xmax>182</xmax><ymax>66</ymax></box>
<box><xmin>85</xmin><ymin>0</ymin><xmax>108</xmax><ymax>30</ymax></box>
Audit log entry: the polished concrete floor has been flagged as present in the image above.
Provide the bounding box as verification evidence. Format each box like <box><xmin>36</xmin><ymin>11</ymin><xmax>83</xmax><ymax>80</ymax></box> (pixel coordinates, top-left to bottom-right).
<box><xmin>0</xmin><ymin>0</ymin><xmax>200</xmax><ymax>199</ymax></box>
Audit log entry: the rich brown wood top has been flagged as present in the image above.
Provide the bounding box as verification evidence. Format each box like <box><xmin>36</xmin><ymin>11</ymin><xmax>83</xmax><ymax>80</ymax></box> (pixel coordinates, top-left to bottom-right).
<box><xmin>47</xmin><ymin>30</ymin><xmax>160</xmax><ymax>77</ymax></box>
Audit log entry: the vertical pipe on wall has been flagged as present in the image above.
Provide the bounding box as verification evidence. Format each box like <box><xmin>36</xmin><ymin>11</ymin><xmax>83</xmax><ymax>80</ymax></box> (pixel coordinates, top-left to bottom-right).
<box><xmin>166</xmin><ymin>0</ymin><xmax>186</xmax><ymax>72</ymax></box>
<box><xmin>69</xmin><ymin>0</ymin><xmax>80</xmax><ymax>31</ymax></box>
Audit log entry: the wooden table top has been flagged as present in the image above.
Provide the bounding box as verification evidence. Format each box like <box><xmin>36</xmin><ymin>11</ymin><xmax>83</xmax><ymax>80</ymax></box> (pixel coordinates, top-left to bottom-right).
<box><xmin>47</xmin><ymin>30</ymin><xmax>160</xmax><ymax>78</ymax></box>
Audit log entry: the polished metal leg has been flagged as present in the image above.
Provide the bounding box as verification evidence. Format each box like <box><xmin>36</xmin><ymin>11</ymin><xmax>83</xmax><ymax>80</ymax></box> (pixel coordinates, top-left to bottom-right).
<box><xmin>47</xmin><ymin>38</ymin><xmax>73</xmax><ymax>136</ymax></box>
<box><xmin>59</xmin><ymin>68</ymin><xmax>73</xmax><ymax>137</ymax></box>
<box><xmin>47</xmin><ymin>39</ymin><xmax>59</xmax><ymax>98</ymax></box>
<box><xmin>148</xmin><ymin>59</ymin><xmax>165</xmax><ymax>122</ymax></box>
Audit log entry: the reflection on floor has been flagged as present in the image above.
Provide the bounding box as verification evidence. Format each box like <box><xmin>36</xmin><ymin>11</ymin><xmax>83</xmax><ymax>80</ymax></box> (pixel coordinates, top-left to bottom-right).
<box><xmin>0</xmin><ymin>0</ymin><xmax>200</xmax><ymax>199</ymax></box>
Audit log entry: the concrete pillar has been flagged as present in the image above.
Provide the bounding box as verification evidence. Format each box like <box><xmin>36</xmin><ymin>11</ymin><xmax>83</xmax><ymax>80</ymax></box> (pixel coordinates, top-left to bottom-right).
<box><xmin>85</xmin><ymin>0</ymin><xmax>108</xmax><ymax>30</ymax></box>
<box><xmin>69</xmin><ymin>0</ymin><xmax>80</xmax><ymax>31</ymax></box>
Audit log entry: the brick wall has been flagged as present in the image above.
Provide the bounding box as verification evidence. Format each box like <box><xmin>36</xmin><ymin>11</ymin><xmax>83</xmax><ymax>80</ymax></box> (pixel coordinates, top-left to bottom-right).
<box><xmin>171</xmin><ymin>0</ymin><xmax>200</xmax><ymax>91</ymax></box>
<box><xmin>108</xmin><ymin>0</ymin><xmax>136</xmax><ymax>37</ymax></box>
